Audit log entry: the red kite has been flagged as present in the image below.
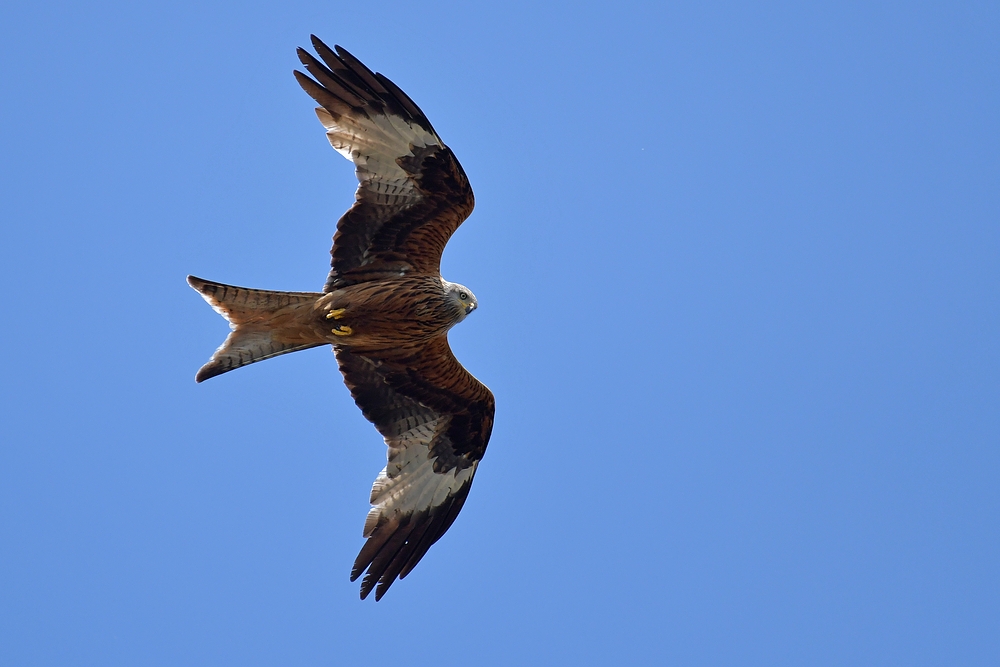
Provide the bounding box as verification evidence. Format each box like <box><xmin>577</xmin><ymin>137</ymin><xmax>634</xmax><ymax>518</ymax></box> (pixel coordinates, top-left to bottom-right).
<box><xmin>188</xmin><ymin>36</ymin><xmax>493</xmax><ymax>601</ymax></box>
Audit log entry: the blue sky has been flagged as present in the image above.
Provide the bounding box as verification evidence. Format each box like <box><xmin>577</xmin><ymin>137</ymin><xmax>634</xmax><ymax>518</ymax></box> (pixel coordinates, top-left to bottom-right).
<box><xmin>1</xmin><ymin>1</ymin><xmax>998</xmax><ymax>664</ymax></box>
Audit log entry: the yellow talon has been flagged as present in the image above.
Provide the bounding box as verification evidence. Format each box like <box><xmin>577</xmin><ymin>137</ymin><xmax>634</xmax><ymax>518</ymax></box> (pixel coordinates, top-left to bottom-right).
<box><xmin>326</xmin><ymin>308</ymin><xmax>346</xmax><ymax>320</ymax></box>
<box><xmin>331</xmin><ymin>325</ymin><xmax>353</xmax><ymax>336</ymax></box>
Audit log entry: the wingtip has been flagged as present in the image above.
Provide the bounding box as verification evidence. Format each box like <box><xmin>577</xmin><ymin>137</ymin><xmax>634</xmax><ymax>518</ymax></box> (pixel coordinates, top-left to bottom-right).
<box><xmin>293</xmin><ymin>69</ymin><xmax>325</xmax><ymax>101</ymax></box>
<box><xmin>310</xmin><ymin>34</ymin><xmax>331</xmax><ymax>53</ymax></box>
<box><xmin>195</xmin><ymin>363</ymin><xmax>222</xmax><ymax>383</ymax></box>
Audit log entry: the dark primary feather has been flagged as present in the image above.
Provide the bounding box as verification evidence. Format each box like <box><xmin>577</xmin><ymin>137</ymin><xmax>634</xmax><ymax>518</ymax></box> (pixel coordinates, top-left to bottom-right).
<box><xmin>309</xmin><ymin>38</ymin><xmax>436</xmax><ymax>135</ymax></box>
<box><xmin>293</xmin><ymin>36</ymin><xmax>476</xmax><ymax>291</ymax></box>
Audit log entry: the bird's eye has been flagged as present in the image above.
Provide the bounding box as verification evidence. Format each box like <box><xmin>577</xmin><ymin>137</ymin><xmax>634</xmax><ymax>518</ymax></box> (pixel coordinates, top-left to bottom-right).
<box><xmin>459</xmin><ymin>291</ymin><xmax>468</xmax><ymax>300</ymax></box>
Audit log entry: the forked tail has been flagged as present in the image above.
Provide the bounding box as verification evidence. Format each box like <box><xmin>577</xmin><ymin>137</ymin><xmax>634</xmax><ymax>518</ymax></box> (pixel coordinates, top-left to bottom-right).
<box><xmin>187</xmin><ymin>276</ymin><xmax>325</xmax><ymax>382</ymax></box>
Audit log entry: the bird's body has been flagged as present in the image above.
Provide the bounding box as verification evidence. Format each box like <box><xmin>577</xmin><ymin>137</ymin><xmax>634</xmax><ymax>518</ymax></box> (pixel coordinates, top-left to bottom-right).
<box><xmin>189</xmin><ymin>274</ymin><xmax>472</xmax><ymax>356</ymax></box>
<box><xmin>323</xmin><ymin>275</ymin><xmax>477</xmax><ymax>350</ymax></box>
<box><xmin>188</xmin><ymin>37</ymin><xmax>493</xmax><ymax>600</ymax></box>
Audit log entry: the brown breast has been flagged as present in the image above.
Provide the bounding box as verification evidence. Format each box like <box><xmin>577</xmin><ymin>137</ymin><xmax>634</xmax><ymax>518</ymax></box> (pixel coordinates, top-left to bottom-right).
<box><xmin>314</xmin><ymin>275</ymin><xmax>457</xmax><ymax>351</ymax></box>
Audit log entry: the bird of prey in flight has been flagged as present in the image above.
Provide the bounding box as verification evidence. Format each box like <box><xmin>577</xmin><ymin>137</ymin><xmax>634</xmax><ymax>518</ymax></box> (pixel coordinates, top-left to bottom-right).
<box><xmin>188</xmin><ymin>36</ymin><xmax>493</xmax><ymax>601</ymax></box>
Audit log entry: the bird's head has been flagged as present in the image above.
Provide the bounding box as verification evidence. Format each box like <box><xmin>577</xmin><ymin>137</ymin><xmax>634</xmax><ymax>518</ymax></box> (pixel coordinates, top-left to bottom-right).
<box><xmin>444</xmin><ymin>281</ymin><xmax>478</xmax><ymax>321</ymax></box>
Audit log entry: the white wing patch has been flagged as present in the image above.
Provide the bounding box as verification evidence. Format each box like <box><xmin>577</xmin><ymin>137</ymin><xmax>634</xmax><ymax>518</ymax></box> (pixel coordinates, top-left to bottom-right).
<box><xmin>315</xmin><ymin>107</ymin><xmax>440</xmax><ymax>211</ymax></box>
<box><xmin>363</xmin><ymin>415</ymin><xmax>476</xmax><ymax>537</ymax></box>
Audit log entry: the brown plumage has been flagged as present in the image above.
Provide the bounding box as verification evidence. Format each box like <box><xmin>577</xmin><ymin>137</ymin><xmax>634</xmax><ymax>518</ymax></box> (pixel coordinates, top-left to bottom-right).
<box><xmin>188</xmin><ymin>37</ymin><xmax>493</xmax><ymax>601</ymax></box>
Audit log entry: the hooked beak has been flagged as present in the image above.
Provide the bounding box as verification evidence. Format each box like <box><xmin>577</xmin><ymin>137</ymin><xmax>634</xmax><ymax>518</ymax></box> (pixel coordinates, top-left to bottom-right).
<box><xmin>465</xmin><ymin>303</ymin><xmax>477</xmax><ymax>315</ymax></box>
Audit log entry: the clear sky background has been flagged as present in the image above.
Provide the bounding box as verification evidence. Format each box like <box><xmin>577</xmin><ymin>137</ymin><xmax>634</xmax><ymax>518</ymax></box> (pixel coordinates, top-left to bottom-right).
<box><xmin>1</xmin><ymin>1</ymin><xmax>998</xmax><ymax>665</ymax></box>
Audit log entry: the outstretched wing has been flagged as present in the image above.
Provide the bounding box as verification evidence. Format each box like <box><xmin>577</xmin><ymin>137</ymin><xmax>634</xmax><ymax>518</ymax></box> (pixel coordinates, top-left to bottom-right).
<box><xmin>335</xmin><ymin>337</ymin><xmax>494</xmax><ymax>600</ymax></box>
<box><xmin>294</xmin><ymin>37</ymin><xmax>475</xmax><ymax>290</ymax></box>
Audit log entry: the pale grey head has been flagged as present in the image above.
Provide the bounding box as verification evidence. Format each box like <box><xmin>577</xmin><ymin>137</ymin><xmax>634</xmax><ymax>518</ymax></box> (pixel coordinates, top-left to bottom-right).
<box><xmin>443</xmin><ymin>280</ymin><xmax>478</xmax><ymax>322</ymax></box>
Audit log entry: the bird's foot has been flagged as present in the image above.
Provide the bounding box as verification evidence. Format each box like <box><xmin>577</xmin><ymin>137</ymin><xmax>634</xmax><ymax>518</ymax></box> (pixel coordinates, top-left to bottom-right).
<box><xmin>326</xmin><ymin>308</ymin><xmax>346</xmax><ymax>320</ymax></box>
<box><xmin>331</xmin><ymin>325</ymin><xmax>353</xmax><ymax>337</ymax></box>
